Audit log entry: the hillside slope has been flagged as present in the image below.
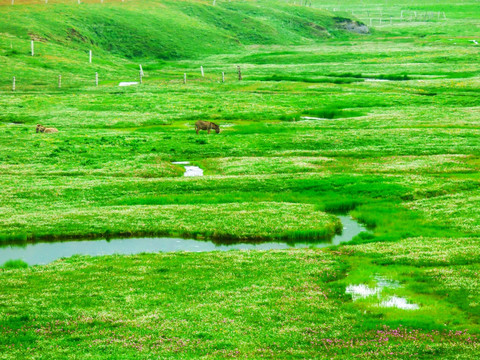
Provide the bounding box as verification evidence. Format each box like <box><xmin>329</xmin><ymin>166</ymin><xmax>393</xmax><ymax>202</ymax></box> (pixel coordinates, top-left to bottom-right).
<box><xmin>0</xmin><ymin>0</ymin><xmax>366</xmax><ymax>88</ymax></box>
<box><xmin>0</xmin><ymin>0</ymin><xmax>358</xmax><ymax>59</ymax></box>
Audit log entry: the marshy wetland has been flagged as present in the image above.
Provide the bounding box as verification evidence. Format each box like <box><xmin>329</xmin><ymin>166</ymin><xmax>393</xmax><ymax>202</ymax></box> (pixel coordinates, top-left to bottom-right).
<box><xmin>1</xmin><ymin>0</ymin><xmax>480</xmax><ymax>358</ymax></box>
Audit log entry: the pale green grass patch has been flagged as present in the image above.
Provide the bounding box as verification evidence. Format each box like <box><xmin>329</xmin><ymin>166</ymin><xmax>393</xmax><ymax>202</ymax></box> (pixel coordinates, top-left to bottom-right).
<box><xmin>409</xmin><ymin>192</ymin><xmax>480</xmax><ymax>234</ymax></box>
<box><xmin>0</xmin><ymin>202</ymin><xmax>341</xmax><ymax>241</ymax></box>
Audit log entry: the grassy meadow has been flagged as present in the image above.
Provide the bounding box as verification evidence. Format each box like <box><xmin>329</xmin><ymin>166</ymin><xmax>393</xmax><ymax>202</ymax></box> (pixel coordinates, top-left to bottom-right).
<box><xmin>0</xmin><ymin>0</ymin><xmax>480</xmax><ymax>358</ymax></box>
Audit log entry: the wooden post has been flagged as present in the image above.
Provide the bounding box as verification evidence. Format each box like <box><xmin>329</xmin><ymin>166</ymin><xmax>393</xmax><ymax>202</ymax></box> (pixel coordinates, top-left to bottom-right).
<box><xmin>222</xmin><ymin>72</ymin><xmax>225</xmax><ymax>83</ymax></box>
<box><xmin>237</xmin><ymin>66</ymin><xmax>242</xmax><ymax>81</ymax></box>
<box><xmin>201</xmin><ymin>66</ymin><xmax>204</xmax><ymax>77</ymax></box>
<box><xmin>11</xmin><ymin>0</ymin><xmax>14</xmax><ymax>5</ymax></box>
<box><xmin>31</xmin><ymin>41</ymin><xmax>34</xmax><ymax>56</ymax></box>
<box><xmin>139</xmin><ymin>64</ymin><xmax>144</xmax><ymax>76</ymax></box>
<box><xmin>12</xmin><ymin>77</ymin><xmax>15</xmax><ymax>92</ymax></box>
<box><xmin>95</xmin><ymin>72</ymin><xmax>98</xmax><ymax>87</ymax></box>
<box><xmin>89</xmin><ymin>50</ymin><xmax>92</xmax><ymax>64</ymax></box>
<box><xmin>58</xmin><ymin>75</ymin><xmax>61</xmax><ymax>88</ymax></box>
<box><xmin>139</xmin><ymin>71</ymin><xmax>143</xmax><ymax>84</ymax></box>
<box><xmin>183</xmin><ymin>73</ymin><xmax>187</xmax><ymax>84</ymax></box>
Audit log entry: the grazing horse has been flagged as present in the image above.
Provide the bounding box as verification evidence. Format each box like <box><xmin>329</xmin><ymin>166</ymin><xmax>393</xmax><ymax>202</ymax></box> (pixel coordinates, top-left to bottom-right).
<box><xmin>36</xmin><ymin>124</ymin><xmax>59</xmax><ymax>133</ymax></box>
<box><xmin>195</xmin><ymin>120</ymin><xmax>220</xmax><ymax>134</ymax></box>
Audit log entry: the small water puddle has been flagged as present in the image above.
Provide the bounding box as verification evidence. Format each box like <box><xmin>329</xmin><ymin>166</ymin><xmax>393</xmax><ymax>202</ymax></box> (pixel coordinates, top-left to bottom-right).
<box><xmin>300</xmin><ymin>116</ymin><xmax>330</xmax><ymax>121</ymax></box>
<box><xmin>119</xmin><ymin>82</ymin><xmax>139</xmax><ymax>87</ymax></box>
<box><xmin>346</xmin><ymin>275</ymin><xmax>419</xmax><ymax>310</ymax></box>
<box><xmin>345</xmin><ymin>284</ymin><xmax>382</xmax><ymax>301</ymax></box>
<box><xmin>172</xmin><ymin>161</ymin><xmax>203</xmax><ymax>177</ymax></box>
<box><xmin>380</xmin><ymin>296</ymin><xmax>419</xmax><ymax>310</ymax></box>
<box><xmin>0</xmin><ymin>216</ymin><xmax>366</xmax><ymax>266</ymax></box>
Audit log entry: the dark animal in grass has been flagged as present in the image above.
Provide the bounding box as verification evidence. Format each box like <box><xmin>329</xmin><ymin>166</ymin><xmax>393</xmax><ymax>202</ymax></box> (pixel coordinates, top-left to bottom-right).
<box><xmin>36</xmin><ymin>124</ymin><xmax>58</xmax><ymax>133</ymax></box>
<box><xmin>195</xmin><ymin>120</ymin><xmax>220</xmax><ymax>134</ymax></box>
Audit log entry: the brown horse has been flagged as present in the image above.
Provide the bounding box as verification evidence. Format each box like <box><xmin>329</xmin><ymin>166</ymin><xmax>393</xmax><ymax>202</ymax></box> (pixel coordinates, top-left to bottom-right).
<box><xmin>36</xmin><ymin>124</ymin><xmax>58</xmax><ymax>133</ymax></box>
<box><xmin>195</xmin><ymin>120</ymin><xmax>220</xmax><ymax>134</ymax></box>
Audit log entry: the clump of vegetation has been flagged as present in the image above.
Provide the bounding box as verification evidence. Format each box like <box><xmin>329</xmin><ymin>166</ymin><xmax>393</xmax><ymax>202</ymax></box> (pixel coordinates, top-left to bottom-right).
<box><xmin>2</xmin><ymin>259</ymin><xmax>28</xmax><ymax>269</ymax></box>
<box><xmin>318</xmin><ymin>198</ymin><xmax>362</xmax><ymax>213</ymax></box>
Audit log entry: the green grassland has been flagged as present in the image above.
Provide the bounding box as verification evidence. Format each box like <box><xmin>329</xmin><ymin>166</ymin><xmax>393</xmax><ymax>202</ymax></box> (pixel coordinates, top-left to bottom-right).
<box><xmin>1</xmin><ymin>0</ymin><xmax>480</xmax><ymax>358</ymax></box>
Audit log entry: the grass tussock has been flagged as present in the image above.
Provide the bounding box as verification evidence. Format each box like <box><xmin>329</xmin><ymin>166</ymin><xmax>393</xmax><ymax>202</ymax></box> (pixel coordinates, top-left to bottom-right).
<box><xmin>2</xmin><ymin>259</ymin><xmax>28</xmax><ymax>269</ymax></box>
<box><xmin>318</xmin><ymin>198</ymin><xmax>362</xmax><ymax>213</ymax></box>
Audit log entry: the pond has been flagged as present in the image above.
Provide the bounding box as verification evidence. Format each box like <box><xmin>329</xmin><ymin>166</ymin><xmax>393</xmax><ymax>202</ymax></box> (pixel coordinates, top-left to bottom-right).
<box><xmin>0</xmin><ymin>216</ymin><xmax>366</xmax><ymax>266</ymax></box>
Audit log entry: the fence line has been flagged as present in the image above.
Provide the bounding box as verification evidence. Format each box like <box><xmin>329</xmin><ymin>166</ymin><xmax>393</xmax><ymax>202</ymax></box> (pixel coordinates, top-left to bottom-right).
<box><xmin>2</xmin><ymin>68</ymin><xmax>243</xmax><ymax>92</ymax></box>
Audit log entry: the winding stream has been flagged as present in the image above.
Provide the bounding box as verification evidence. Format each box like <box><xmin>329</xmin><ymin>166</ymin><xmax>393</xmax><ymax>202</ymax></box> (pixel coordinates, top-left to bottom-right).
<box><xmin>0</xmin><ymin>216</ymin><xmax>366</xmax><ymax>266</ymax></box>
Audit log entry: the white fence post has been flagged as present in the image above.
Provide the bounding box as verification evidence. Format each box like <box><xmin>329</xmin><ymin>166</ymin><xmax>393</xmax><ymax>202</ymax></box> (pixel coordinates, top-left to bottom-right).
<box><xmin>201</xmin><ymin>66</ymin><xmax>204</xmax><ymax>77</ymax></box>
<box><xmin>31</xmin><ymin>41</ymin><xmax>34</xmax><ymax>56</ymax></box>
<box><xmin>222</xmin><ymin>72</ymin><xmax>225</xmax><ymax>83</ymax></box>
<box><xmin>183</xmin><ymin>73</ymin><xmax>187</xmax><ymax>84</ymax></box>
<box><xmin>58</xmin><ymin>75</ymin><xmax>62</xmax><ymax>88</ymax></box>
<box><xmin>12</xmin><ymin>77</ymin><xmax>16</xmax><ymax>92</ymax></box>
<box><xmin>89</xmin><ymin>50</ymin><xmax>92</xmax><ymax>64</ymax></box>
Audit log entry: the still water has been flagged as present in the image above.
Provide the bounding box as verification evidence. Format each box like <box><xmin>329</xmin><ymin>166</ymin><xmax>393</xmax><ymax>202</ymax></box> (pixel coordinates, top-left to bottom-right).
<box><xmin>172</xmin><ymin>161</ymin><xmax>203</xmax><ymax>177</ymax></box>
<box><xmin>0</xmin><ymin>216</ymin><xmax>366</xmax><ymax>266</ymax></box>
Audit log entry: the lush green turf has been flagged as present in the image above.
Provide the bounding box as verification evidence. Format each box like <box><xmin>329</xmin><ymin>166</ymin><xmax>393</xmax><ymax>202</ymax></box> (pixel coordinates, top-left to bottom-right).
<box><xmin>1</xmin><ymin>0</ymin><xmax>480</xmax><ymax>358</ymax></box>
<box><xmin>1</xmin><ymin>248</ymin><xmax>480</xmax><ymax>359</ymax></box>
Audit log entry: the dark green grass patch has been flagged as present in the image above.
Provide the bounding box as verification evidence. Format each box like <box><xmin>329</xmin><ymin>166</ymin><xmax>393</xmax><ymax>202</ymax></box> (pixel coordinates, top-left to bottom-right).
<box><xmin>1</xmin><ymin>259</ymin><xmax>28</xmax><ymax>269</ymax></box>
<box><xmin>252</xmin><ymin>74</ymin><xmax>364</xmax><ymax>84</ymax></box>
